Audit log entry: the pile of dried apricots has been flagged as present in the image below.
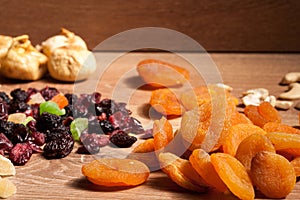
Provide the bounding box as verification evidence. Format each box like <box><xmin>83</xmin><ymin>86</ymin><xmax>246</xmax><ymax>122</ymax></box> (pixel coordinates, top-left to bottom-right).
<box><xmin>82</xmin><ymin>59</ymin><xmax>300</xmax><ymax>200</ymax></box>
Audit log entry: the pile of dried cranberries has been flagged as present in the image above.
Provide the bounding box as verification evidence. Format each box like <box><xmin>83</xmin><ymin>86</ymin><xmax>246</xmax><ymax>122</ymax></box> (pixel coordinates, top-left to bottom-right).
<box><xmin>0</xmin><ymin>87</ymin><xmax>146</xmax><ymax>165</ymax></box>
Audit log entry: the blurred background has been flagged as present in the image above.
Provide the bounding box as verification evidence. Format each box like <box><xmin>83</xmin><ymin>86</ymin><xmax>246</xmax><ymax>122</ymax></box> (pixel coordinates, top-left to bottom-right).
<box><xmin>0</xmin><ymin>0</ymin><xmax>300</xmax><ymax>52</ymax></box>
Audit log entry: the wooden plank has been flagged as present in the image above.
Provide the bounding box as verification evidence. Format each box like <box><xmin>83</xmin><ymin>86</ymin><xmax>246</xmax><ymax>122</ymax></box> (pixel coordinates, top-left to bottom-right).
<box><xmin>0</xmin><ymin>0</ymin><xmax>300</xmax><ymax>52</ymax></box>
<box><xmin>0</xmin><ymin>52</ymin><xmax>300</xmax><ymax>199</ymax></box>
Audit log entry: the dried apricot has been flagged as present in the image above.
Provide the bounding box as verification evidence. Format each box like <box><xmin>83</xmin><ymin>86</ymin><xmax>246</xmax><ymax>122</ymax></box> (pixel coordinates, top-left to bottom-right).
<box><xmin>82</xmin><ymin>158</ymin><xmax>150</xmax><ymax>187</ymax></box>
<box><xmin>132</xmin><ymin>139</ymin><xmax>155</xmax><ymax>153</ymax></box>
<box><xmin>290</xmin><ymin>157</ymin><xmax>300</xmax><ymax>177</ymax></box>
<box><xmin>210</xmin><ymin>153</ymin><xmax>254</xmax><ymax>200</ymax></box>
<box><xmin>222</xmin><ymin>124</ymin><xmax>266</xmax><ymax>156</ymax></box>
<box><xmin>230</xmin><ymin>111</ymin><xmax>253</xmax><ymax>126</ymax></box>
<box><xmin>180</xmin><ymin>86</ymin><xmax>210</xmax><ymax>111</ymax></box>
<box><xmin>137</xmin><ymin>59</ymin><xmax>190</xmax><ymax>87</ymax></box>
<box><xmin>159</xmin><ymin>152</ymin><xmax>208</xmax><ymax>193</ymax></box>
<box><xmin>50</xmin><ymin>93</ymin><xmax>69</xmax><ymax>109</ymax></box>
<box><xmin>153</xmin><ymin>117</ymin><xmax>174</xmax><ymax>151</ymax></box>
<box><xmin>244</xmin><ymin>102</ymin><xmax>281</xmax><ymax>128</ymax></box>
<box><xmin>189</xmin><ymin>149</ymin><xmax>228</xmax><ymax>192</ymax></box>
<box><xmin>263</xmin><ymin>122</ymin><xmax>300</xmax><ymax>134</ymax></box>
<box><xmin>250</xmin><ymin>151</ymin><xmax>296</xmax><ymax>198</ymax></box>
<box><xmin>265</xmin><ymin>132</ymin><xmax>300</xmax><ymax>156</ymax></box>
<box><xmin>149</xmin><ymin>88</ymin><xmax>183</xmax><ymax>116</ymax></box>
<box><xmin>235</xmin><ymin>134</ymin><xmax>275</xmax><ymax>172</ymax></box>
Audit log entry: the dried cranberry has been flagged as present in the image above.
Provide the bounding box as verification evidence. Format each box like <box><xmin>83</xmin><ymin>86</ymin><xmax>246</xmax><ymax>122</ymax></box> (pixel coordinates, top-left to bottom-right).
<box><xmin>26</xmin><ymin>120</ymin><xmax>37</xmax><ymax>132</ymax></box>
<box><xmin>28</xmin><ymin>142</ymin><xmax>43</xmax><ymax>153</ymax></box>
<box><xmin>10</xmin><ymin>88</ymin><xmax>28</xmax><ymax>101</ymax></box>
<box><xmin>30</xmin><ymin>131</ymin><xmax>45</xmax><ymax>146</ymax></box>
<box><xmin>43</xmin><ymin>134</ymin><xmax>74</xmax><ymax>159</ymax></box>
<box><xmin>9</xmin><ymin>143</ymin><xmax>33</xmax><ymax>165</ymax></box>
<box><xmin>0</xmin><ymin>133</ymin><xmax>13</xmax><ymax>153</ymax></box>
<box><xmin>40</xmin><ymin>87</ymin><xmax>59</xmax><ymax>101</ymax></box>
<box><xmin>78</xmin><ymin>133</ymin><xmax>109</xmax><ymax>154</ymax></box>
<box><xmin>109</xmin><ymin>130</ymin><xmax>137</xmax><ymax>148</ymax></box>
<box><xmin>26</xmin><ymin>88</ymin><xmax>39</xmax><ymax>100</ymax></box>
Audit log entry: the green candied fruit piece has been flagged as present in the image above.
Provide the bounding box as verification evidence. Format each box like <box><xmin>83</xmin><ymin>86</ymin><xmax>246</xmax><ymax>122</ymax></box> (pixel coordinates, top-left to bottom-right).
<box><xmin>39</xmin><ymin>101</ymin><xmax>66</xmax><ymax>116</ymax></box>
<box><xmin>22</xmin><ymin>116</ymin><xmax>35</xmax><ymax>126</ymax></box>
<box><xmin>70</xmin><ymin>118</ymin><xmax>88</xmax><ymax>142</ymax></box>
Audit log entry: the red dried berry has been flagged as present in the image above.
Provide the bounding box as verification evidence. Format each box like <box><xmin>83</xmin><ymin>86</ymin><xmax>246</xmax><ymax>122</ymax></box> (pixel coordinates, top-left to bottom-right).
<box><xmin>0</xmin><ymin>133</ymin><xmax>13</xmax><ymax>153</ymax></box>
<box><xmin>9</xmin><ymin>143</ymin><xmax>33</xmax><ymax>165</ymax></box>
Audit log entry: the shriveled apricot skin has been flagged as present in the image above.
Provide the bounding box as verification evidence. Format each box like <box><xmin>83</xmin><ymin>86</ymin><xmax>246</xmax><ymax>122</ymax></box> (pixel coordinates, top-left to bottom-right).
<box><xmin>250</xmin><ymin>151</ymin><xmax>296</xmax><ymax>199</ymax></box>
<box><xmin>153</xmin><ymin>117</ymin><xmax>174</xmax><ymax>151</ymax></box>
<box><xmin>235</xmin><ymin>133</ymin><xmax>275</xmax><ymax>172</ymax></box>
<box><xmin>189</xmin><ymin>149</ymin><xmax>228</xmax><ymax>192</ymax></box>
<box><xmin>149</xmin><ymin>88</ymin><xmax>183</xmax><ymax>116</ymax></box>
<box><xmin>211</xmin><ymin>153</ymin><xmax>254</xmax><ymax>200</ymax></box>
<box><xmin>82</xmin><ymin>158</ymin><xmax>150</xmax><ymax>187</ymax></box>
<box><xmin>159</xmin><ymin>152</ymin><xmax>208</xmax><ymax>193</ymax></box>
<box><xmin>263</xmin><ymin>122</ymin><xmax>300</xmax><ymax>134</ymax></box>
<box><xmin>291</xmin><ymin>157</ymin><xmax>300</xmax><ymax>177</ymax></box>
<box><xmin>137</xmin><ymin>59</ymin><xmax>190</xmax><ymax>87</ymax></box>
<box><xmin>223</xmin><ymin>124</ymin><xmax>266</xmax><ymax>156</ymax></box>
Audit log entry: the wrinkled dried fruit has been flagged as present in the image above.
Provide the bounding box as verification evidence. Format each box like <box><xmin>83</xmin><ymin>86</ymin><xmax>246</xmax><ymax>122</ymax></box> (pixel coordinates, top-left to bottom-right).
<box><xmin>244</xmin><ymin>102</ymin><xmax>281</xmax><ymax>128</ymax></box>
<box><xmin>223</xmin><ymin>124</ymin><xmax>266</xmax><ymax>156</ymax></box>
<box><xmin>137</xmin><ymin>59</ymin><xmax>190</xmax><ymax>87</ymax></box>
<box><xmin>0</xmin><ymin>177</ymin><xmax>17</xmax><ymax>199</ymax></box>
<box><xmin>265</xmin><ymin>132</ymin><xmax>300</xmax><ymax>156</ymax></box>
<box><xmin>210</xmin><ymin>153</ymin><xmax>254</xmax><ymax>200</ymax></box>
<box><xmin>250</xmin><ymin>151</ymin><xmax>296</xmax><ymax>198</ymax></box>
<box><xmin>189</xmin><ymin>149</ymin><xmax>228</xmax><ymax>192</ymax></box>
<box><xmin>82</xmin><ymin>158</ymin><xmax>150</xmax><ymax>186</ymax></box>
<box><xmin>9</xmin><ymin>143</ymin><xmax>33</xmax><ymax>165</ymax></box>
<box><xmin>153</xmin><ymin>117</ymin><xmax>173</xmax><ymax>152</ymax></box>
<box><xmin>0</xmin><ymin>155</ymin><xmax>15</xmax><ymax>176</ymax></box>
<box><xmin>159</xmin><ymin>152</ymin><xmax>208</xmax><ymax>193</ymax></box>
<box><xmin>149</xmin><ymin>88</ymin><xmax>183</xmax><ymax>116</ymax></box>
<box><xmin>291</xmin><ymin>157</ymin><xmax>300</xmax><ymax>177</ymax></box>
<box><xmin>109</xmin><ymin>131</ymin><xmax>137</xmax><ymax>148</ymax></box>
<box><xmin>132</xmin><ymin>139</ymin><xmax>155</xmax><ymax>153</ymax></box>
<box><xmin>180</xmin><ymin>86</ymin><xmax>210</xmax><ymax>111</ymax></box>
<box><xmin>235</xmin><ymin>133</ymin><xmax>275</xmax><ymax>172</ymax></box>
<box><xmin>263</xmin><ymin>122</ymin><xmax>300</xmax><ymax>134</ymax></box>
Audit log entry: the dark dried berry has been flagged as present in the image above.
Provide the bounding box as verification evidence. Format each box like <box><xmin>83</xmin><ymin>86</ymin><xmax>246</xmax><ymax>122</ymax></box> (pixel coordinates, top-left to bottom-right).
<box><xmin>64</xmin><ymin>93</ymin><xmax>78</xmax><ymax>105</ymax></box>
<box><xmin>0</xmin><ymin>102</ymin><xmax>8</xmax><ymax>120</ymax></box>
<box><xmin>26</xmin><ymin>88</ymin><xmax>39</xmax><ymax>101</ymax></box>
<box><xmin>0</xmin><ymin>92</ymin><xmax>11</xmax><ymax>104</ymax></box>
<box><xmin>28</xmin><ymin>142</ymin><xmax>43</xmax><ymax>153</ymax></box>
<box><xmin>0</xmin><ymin>133</ymin><xmax>13</xmax><ymax>153</ymax></box>
<box><xmin>0</xmin><ymin>121</ymin><xmax>14</xmax><ymax>137</ymax></box>
<box><xmin>26</xmin><ymin>120</ymin><xmax>37</xmax><ymax>132</ymax></box>
<box><xmin>7</xmin><ymin>124</ymin><xmax>29</xmax><ymax>144</ymax></box>
<box><xmin>88</xmin><ymin>118</ymin><xmax>103</xmax><ymax>134</ymax></box>
<box><xmin>43</xmin><ymin>134</ymin><xmax>74</xmax><ymax>159</ymax></box>
<box><xmin>10</xmin><ymin>88</ymin><xmax>28</xmax><ymax>101</ymax></box>
<box><xmin>9</xmin><ymin>143</ymin><xmax>33</xmax><ymax>165</ymax></box>
<box><xmin>99</xmin><ymin>120</ymin><xmax>114</xmax><ymax>134</ymax></box>
<box><xmin>109</xmin><ymin>130</ymin><xmax>137</xmax><ymax>148</ymax></box>
<box><xmin>40</xmin><ymin>87</ymin><xmax>59</xmax><ymax>101</ymax></box>
<box><xmin>37</xmin><ymin>112</ymin><xmax>62</xmax><ymax>132</ymax></box>
<box><xmin>9</xmin><ymin>100</ymin><xmax>30</xmax><ymax>113</ymax></box>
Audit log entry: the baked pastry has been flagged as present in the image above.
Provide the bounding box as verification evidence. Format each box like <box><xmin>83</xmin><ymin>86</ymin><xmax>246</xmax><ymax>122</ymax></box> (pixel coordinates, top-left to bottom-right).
<box><xmin>41</xmin><ymin>28</ymin><xmax>96</xmax><ymax>82</ymax></box>
<box><xmin>0</xmin><ymin>35</ymin><xmax>48</xmax><ymax>80</ymax></box>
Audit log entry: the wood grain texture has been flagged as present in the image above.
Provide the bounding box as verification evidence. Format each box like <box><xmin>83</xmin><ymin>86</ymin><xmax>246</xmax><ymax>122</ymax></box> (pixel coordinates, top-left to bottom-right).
<box><xmin>0</xmin><ymin>0</ymin><xmax>299</xmax><ymax>52</ymax></box>
<box><xmin>0</xmin><ymin>52</ymin><xmax>299</xmax><ymax>199</ymax></box>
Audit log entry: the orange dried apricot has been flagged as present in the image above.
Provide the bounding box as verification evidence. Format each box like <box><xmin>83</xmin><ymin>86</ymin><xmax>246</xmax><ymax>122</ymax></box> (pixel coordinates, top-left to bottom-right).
<box><xmin>244</xmin><ymin>102</ymin><xmax>281</xmax><ymax>128</ymax></box>
<box><xmin>82</xmin><ymin>158</ymin><xmax>150</xmax><ymax>187</ymax></box>
<box><xmin>180</xmin><ymin>86</ymin><xmax>210</xmax><ymax>111</ymax></box>
<box><xmin>149</xmin><ymin>88</ymin><xmax>183</xmax><ymax>116</ymax></box>
<box><xmin>265</xmin><ymin>132</ymin><xmax>300</xmax><ymax>156</ymax></box>
<box><xmin>235</xmin><ymin>133</ymin><xmax>275</xmax><ymax>172</ymax></box>
<box><xmin>263</xmin><ymin>122</ymin><xmax>300</xmax><ymax>134</ymax></box>
<box><xmin>210</xmin><ymin>153</ymin><xmax>254</xmax><ymax>200</ymax></box>
<box><xmin>137</xmin><ymin>59</ymin><xmax>190</xmax><ymax>87</ymax></box>
<box><xmin>189</xmin><ymin>149</ymin><xmax>228</xmax><ymax>192</ymax></box>
<box><xmin>153</xmin><ymin>117</ymin><xmax>174</xmax><ymax>151</ymax></box>
<box><xmin>230</xmin><ymin>111</ymin><xmax>253</xmax><ymax>126</ymax></box>
<box><xmin>250</xmin><ymin>151</ymin><xmax>296</xmax><ymax>198</ymax></box>
<box><xmin>132</xmin><ymin>139</ymin><xmax>155</xmax><ymax>153</ymax></box>
<box><xmin>159</xmin><ymin>152</ymin><xmax>208</xmax><ymax>193</ymax></box>
<box><xmin>222</xmin><ymin>124</ymin><xmax>266</xmax><ymax>156</ymax></box>
<box><xmin>290</xmin><ymin>157</ymin><xmax>300</xmax><ymax>177</ymax></box>
<box><xmin>50</xmin><ymin>93</ymin><xmax>69</xmax><ymax>109</ymax></box>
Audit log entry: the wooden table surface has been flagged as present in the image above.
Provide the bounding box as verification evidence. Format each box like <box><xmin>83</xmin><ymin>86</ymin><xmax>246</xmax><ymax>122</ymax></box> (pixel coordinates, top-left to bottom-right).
<box><xmin>1</xmin><ymin>52</ymin><xmax>300</xmax><ymax>199</ymax></box>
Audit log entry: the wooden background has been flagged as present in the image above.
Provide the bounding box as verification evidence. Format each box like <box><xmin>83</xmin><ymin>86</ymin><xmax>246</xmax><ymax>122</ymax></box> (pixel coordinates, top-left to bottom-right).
<box><xmin>0</xmin><ymin>0</ymin><xmax>300</xmax><ymax>52</ymax></box>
